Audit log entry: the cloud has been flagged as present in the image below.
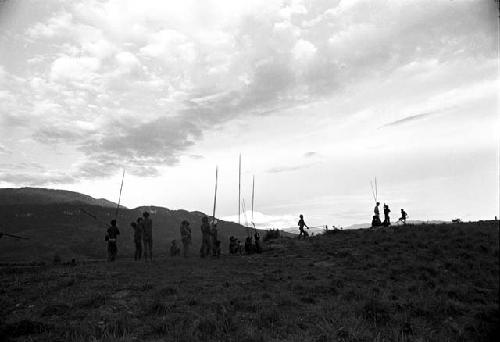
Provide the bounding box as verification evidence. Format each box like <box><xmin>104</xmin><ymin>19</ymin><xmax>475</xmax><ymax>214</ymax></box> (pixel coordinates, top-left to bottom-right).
<box><xmin>267</xmin><ymin>163</ymin><xmax>312</xmax><ymax>174</ymax></box>
<box><xmin>381</xmin><ymin>110</ymin><xmax>439</xmax><ymax>129</ymax></box>
<box><xmin>0</xmin><ymin>0</ymin><xmax>496</xmax><ymax>182</ymax></box>
<box><xmin>303</xmin><ymin>151</ymin><xmax>316</xmax><ymax>158</ymax></box>
<box><xmin>76</xmin><ymin>116</ymin><xmax>203</xmax><ymax>177</ymax></box>
<box><xmin>0</xmin><ymin>144</ymin><xmax>10</xmax><ymax>155</ymax></box>
<box><xmin>0</xmin><ymin>162</ymin><xmax>76</xmax><ymax>186</ymax></box>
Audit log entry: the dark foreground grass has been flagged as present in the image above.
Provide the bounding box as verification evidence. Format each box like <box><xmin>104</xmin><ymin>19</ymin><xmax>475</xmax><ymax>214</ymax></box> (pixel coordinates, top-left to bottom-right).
<box><xmin>0</xmin><ymin>221</ymin><xmax>498</xmax><ymax>342</ymax></box>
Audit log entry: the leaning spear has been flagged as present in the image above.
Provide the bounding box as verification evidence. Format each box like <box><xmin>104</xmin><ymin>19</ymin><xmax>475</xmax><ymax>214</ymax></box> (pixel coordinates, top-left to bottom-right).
<box><xmin>0</xmin><ymin>232</ymin><xmax>30</xmax><ymax>240</ymax></box>
<box><xmin>212</xmin><ymin>165</ymin><xmax>218</xmax><ymax>223</ymax></box>
<box><xmin>114</xmin><ymin>169</ymin><xmax>125</xmax><ymax>220</ymax></box>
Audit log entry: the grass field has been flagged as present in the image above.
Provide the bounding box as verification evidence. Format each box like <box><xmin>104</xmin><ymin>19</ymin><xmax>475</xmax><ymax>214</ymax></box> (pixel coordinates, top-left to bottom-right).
<box><xmin>0</xmin><ymin>221</ymin><xmax>498</xmax><ymax>342</ymax></box>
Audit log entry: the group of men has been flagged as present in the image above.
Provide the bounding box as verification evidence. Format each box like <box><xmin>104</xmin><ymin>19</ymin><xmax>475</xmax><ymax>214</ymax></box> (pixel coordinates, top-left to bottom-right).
<box><xmin>372</xmin><ymin>202</ymin><xmax>408</xmax><ymax>228</ymax></box>
<box><xmin>228</xmin><ymin>231</ymin><xmax>262</xmax><ymax>255</ymax></box>
<box><xmin>126</xmin><ymin>211</ymin><xmax>153</xmax><ymax>262</ymax></box>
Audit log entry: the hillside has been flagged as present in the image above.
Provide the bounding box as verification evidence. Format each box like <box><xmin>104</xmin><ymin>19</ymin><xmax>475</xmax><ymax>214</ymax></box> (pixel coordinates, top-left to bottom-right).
<box><xmin>0</xmin><ymin>221</ymin><xmax>497</xmax><ymax>341</ymax></box>
<box><xmin>0</xmin><ymin>188</ymin><xmax>120</xmax><ymax>208</ymax></box>
<box><xmin>0</xmin><ymin>188</ymin><xmax>267</xmax><ymax>262</ymax></box>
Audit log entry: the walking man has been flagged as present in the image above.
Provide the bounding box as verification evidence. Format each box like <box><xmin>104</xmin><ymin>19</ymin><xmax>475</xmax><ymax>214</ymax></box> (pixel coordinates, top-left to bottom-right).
<box><xmin>105</xmin><ymin>219</ymin><xmax>120</xmax><ymax>262</ymax></box>
<box><xmin>142</xmin><ymin>211</ymin><xmax>153</xmax><ymax>262</ymax></box>
<box><xmin>298</xmin><ymin>214</ymin><xmax>309</xmax><ymax>239</ymax></box>
<box><xmin>398</xmin><ymin>209</ymin><xmax>408</xmax><ymax>225</ymax></box>
<box><xmin>180</xmin><ymin>220</ymin><xmax>191</xmax><ymax>257</ymax></box>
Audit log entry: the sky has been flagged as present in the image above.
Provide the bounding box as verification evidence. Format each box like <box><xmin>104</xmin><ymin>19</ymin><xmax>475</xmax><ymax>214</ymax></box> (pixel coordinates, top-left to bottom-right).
<box><xmin>0</xmin><ymin>0</ymin><xmax>498</xmax><ymax>231</ymax></box>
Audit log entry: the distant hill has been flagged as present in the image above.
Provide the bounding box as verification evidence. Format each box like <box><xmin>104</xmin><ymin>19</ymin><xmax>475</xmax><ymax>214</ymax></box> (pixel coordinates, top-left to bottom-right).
<box><xmin>0</xmin><ymin>188</ymin><xmax>121</xmax><ymax>208</ymax></box>
<box><xmin>0</xmin><ymin>187</ymin><xmax>270</xmax><ymax>262</ymax></box>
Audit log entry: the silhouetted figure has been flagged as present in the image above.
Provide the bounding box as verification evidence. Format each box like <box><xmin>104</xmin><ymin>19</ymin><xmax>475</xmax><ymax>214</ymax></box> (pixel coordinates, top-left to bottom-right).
<box><xmin>170</xmin><ymin>240</ymin><xmax>180</xmax><ymax>256</ymax></box>
<box><xmin>254</xmin><ymin>232</ymin><xmax>261</xmax><ymax>253</ymax></box>
<box><xmin>131</xmin><ymin>221</ymin><xmax>142</xmax><ymax>261</ymax></box>
<box><xmin>213</xmin><ymin>240</ymin><xmax>221</xmax><ymax>258</ymax></box>
<box><xmin>383</xmin><ymin>204</ymin><xmax>391</xmax><ymax>227</ymax></box>
<box><xmin>398</xmin><ymin>209</ymin><xmax>408</xmax><ymax>224</ymax></box>
<box><xmin>180</xmin><ymin>220</ymin><xmax>191</xmax><ymax>258</ymax></box>
<box><xmin>298</xmin><ymin>214</ymin><xmax>309</xmax><ymax>239</ymax></box>
<box><xmin>237</xmin><ymin>240</ymin><xmax>243</xmax><ymax>255</ymax></box>
<box><xmin>200</xmin><ymin>216</ymin><xmax>211</xmax><ymax>258</ymax></box>
<box><xmin>372</xmin><ymin>202</ymin><xmax>382</xmax><ymax>227</ymax></box>
<box><xmin>245</xmin><ymin>236</ymin><xmax>253</xmax><ymax>254</ymax></box>
<box><xmin>229</xmin><ymin>236</ymin><xmax>237</xmax><ymax>254</ymax></box>
<box><xmin>211</xmin><ymin>221</ymin><xmax>218</xmax><ymax>257</ymax></box>
<box><xmin>105</xmin><ymin>219</ymin><xmax>120</xmax><ymax>262</ymax></box>
<box><xmin>142</xmin><ymin>212</ymin><xmax>153</xmax><ymax>262</ymax></box>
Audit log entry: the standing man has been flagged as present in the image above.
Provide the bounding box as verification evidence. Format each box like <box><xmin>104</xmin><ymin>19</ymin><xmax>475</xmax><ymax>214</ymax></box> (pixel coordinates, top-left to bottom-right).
<box><xmin>254</xmin><ymin>231</ymin><xmax>261</xmax><ymax>253</ymax></box>
<box><xmin>210</xmin><ymin>221</ymin><xmax>218</xmax><ymax>257</ymax></box>
<box><xmin>142</xmin><ymin>211</ymin><xmax>153</xmax><ymax>262</ymax></box>
<box><xmin>383</xmin><ymin>204</ymin><xmax>391</xmax><ymax>227</ymax></box>
<box><xmin>298</xmin><ymin>214</ymin><xmax>309</xmax><ymax>239</ymax></box>
<box><xmin>105</xmin><ymin>219</ymin><xmax>120</xmax><ymax>262</ymax></box>
<box><xmin>372</xmin><ymin>202</ymin><xmax>381</xmax><ymax>227</ymax></box>
<box><xmin>130</xmin><ymin>221</ymin><xmax>142</xmax><ymax>261</ymax></box>
<box><xmin>200</xmin><ymin>216</ymin><xmax>211</xmax><ymax>258</ymax></box>
<box><xmin>180</xmin><ymin>220</ymin><xmax>191</xmax><ymax>258</ymax></box>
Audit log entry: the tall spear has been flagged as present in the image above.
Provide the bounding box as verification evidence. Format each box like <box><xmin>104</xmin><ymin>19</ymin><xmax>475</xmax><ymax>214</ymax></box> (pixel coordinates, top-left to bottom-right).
<box><xmin>212</xmin><ymin>166</ymin><xmax>218</xmax><ymax>223</ymax></box>
<box><xmin>114</xmin><ymin>169</ymin><xmax>125</xmax><ymax>219</ymax></box>
<box><xmin>238</xmin><ymin>154</ymin><xmax>241</xmax><ymax>226</ymax></box>
<box><xmin>251</xmin><ymin>175</ymin><xmax>255</xmax><ymax>229</ymax></box>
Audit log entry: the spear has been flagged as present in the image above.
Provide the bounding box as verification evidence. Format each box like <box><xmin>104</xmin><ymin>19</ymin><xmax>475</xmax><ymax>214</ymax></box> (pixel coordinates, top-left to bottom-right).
<box><xmin>115</xmin><ymin>169</ymin><xmax>125</xmax><ymax>220</ymax></box>
<box><xmin>238</xmin><ymin>154</ymin><xmax>241</xmax><ymax>226</ymax></box>
<box><xmin>0</xmin><ymin>232</ymin><xmax>29</xmax><ymax>240</ymax></box>
<box><xmin>80</xmin><ymin>208</ymin><xmax>110</xmax><ymax>228</ymax></box>
<box><xmin>212</xmin><ymin>165</ymin><xmax>218</xmax><ymax>223</ymax></box>
<box><xmin>251</xmin><ymin>175</ymin><xmax>256</xmax><ymax>230</ymax></box>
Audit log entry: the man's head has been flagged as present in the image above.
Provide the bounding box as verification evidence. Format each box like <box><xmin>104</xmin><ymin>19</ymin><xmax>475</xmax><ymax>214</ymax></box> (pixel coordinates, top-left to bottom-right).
<box><xmin>143</xmin><ymin>211</ymin><xmax>149</xmax><ymax>218</ymax></box>
<box><xmin>299</xmin><ymin>214</ymin><xmax>303</xmax><ymax>219</ymax></box>
<box><xmin>137</xmin><ymin>217</ymin><xmax>143</xmax><ymax>223</ymax></box>
<box><xmin>110</xmin><ymin>219</ymin><xmax>117</xmax><ymax>226</ymax></box>
<box><xmin>376</xmin><ymin>202</ymin><xmax>380</xmax><ymax>206</ymax></box>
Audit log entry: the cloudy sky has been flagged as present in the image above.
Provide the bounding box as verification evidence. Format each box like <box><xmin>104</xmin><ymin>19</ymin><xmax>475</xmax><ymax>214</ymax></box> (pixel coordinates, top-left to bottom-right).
<box><xmin>0</xmin><ymin>0</ymin><xmax>498</xmax><ymax>230</ymax></box>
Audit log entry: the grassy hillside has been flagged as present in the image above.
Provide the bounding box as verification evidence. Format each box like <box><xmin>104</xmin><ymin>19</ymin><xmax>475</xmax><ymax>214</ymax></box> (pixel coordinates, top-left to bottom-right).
<box><xmin>0</xmin><ymin>221</ymin><xmax>497</xmax><ymax>341</ymax></box>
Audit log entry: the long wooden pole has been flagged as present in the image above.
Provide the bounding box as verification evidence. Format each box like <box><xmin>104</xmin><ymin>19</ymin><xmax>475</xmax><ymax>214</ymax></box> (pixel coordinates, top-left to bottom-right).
<box><xmin>212</xmin><ymin>166</ymin><xmax>218</xmax><ymax>222</ymax></box>
<box><xmin>238</xmin><ymin>154</ymin><xmax>241</xmax><ymax>226</ymax></box>
<box><xmin>251</xmin><ymin>175</ymin><xmax>255</xmax><ymax>227</ymax></box>
<box><xmin>115</xmin><ymin>169</ymin><xmax>125</xmax><ymax>219</ymax></box>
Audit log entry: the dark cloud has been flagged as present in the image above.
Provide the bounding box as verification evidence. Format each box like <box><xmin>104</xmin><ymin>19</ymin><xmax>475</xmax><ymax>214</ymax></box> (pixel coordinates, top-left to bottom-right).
<box><xmin>77</xmin><ymin>116</ymin><xmax>202</xmax><ymax>177</ymax></box>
